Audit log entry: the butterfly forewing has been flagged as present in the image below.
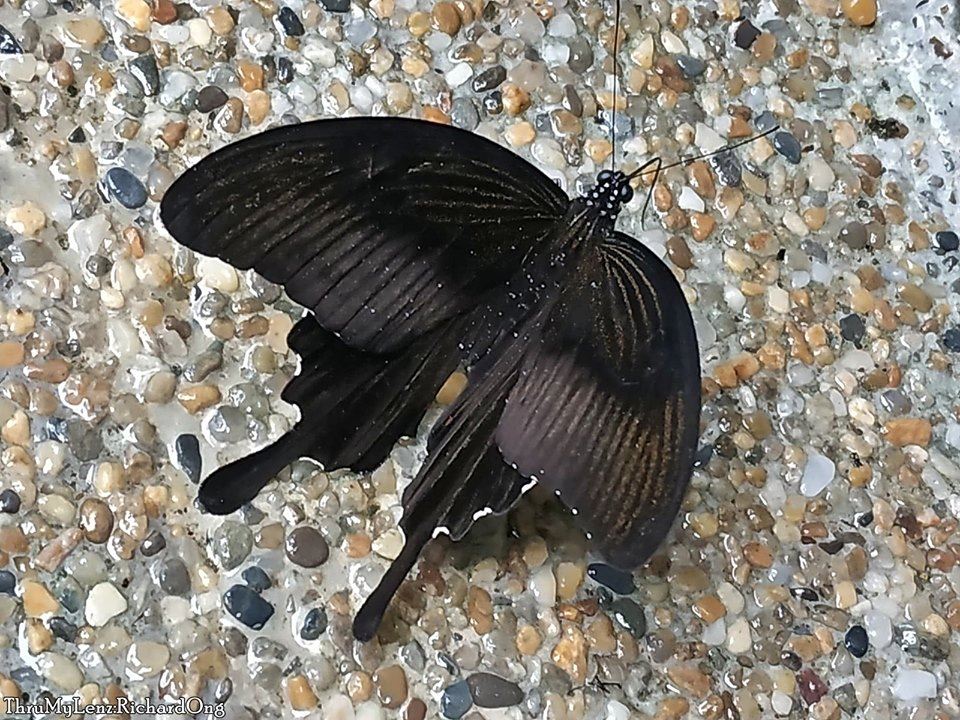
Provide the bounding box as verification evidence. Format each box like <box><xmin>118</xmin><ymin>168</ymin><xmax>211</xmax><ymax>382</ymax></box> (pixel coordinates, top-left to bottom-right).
<box><xmin>160</xmin><ymin>117</ymin><xmax>568</xmax><ymax>355</ymax></box>
<box><xmin>495</xmin><ymin>231</ymin><xmax>701</xmax><ymax>569</ymax></box>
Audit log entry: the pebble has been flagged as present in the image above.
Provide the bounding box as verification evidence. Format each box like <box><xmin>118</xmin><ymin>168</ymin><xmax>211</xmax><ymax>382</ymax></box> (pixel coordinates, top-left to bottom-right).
<box><xmin>285</xmin><ymin>526</ymin><xmax>330</xmax><ymax>568</ymax></box>
<box><xmin>441</xmin><ymin>680</ymin><xmax>473</xmax><ymax>719</ymax></box>
<box><xmin>841</xmin><ymin>0</ymin><xmax>878</xmax><ymax>26</ymax></box>
<box><xmin>85</xmin><ymin>582</ymin><xmax>128</xmax><ymax>627</ymax></box>
<box><xmin>196</xmin><ymin>86</ymin><xmax>229</xmax><ymax>113</ymax></box>
<box><xmin>0</xmin><ymin>489</ymin><xmax>21</xmax><ymax>514</ymax></box>
<box><xmin>278</xmin><ymin>7</ymin><xmax>305</xmax><ymax>36</ymax></box>
<box><xmin>935</xmin><ymin>230</ymin><xmax>958</xmax><ymax>252</ymax></box>
<box><xmin>242</xmin><ymin>566</ymin><xmax>271</xmax><ymax>593</ymax></box>
<box><xmin>212</xmin><ymin>521</ymin><xmax>254</xmax><ymax>570</ymax></box>
<box><xmin>0</xmin><ymin>570</ymin><xmax>14</xmax><ymax>595</ymax></box>
<box><xmin>373</xmin><ymin>665</ymin><xmax>407</xmax><ymax>709</ymax></box>
<box><xmin>224</xmin><ymin>584</ymin><xmax>275</xmax><ymax>629</ymax></box>
<box><xmin>466</xmin><ymin>673</ymin><xmax>524</xmax><ymax>708</ymax></box>
<box><xmin>607</xmin><ymin>598</ymin><xmax>647</xmax><ymax>639</ymax></box>
<box><xmin>734</xmin><ymin>20</ymin><xmax>760</xmax><ymax>49</ymax></box>
<box><xmin>844</xmin><ymin>625</ymin><xmax>869</xmax><ymax>657</ymax></box>
<box><xmin>301</xmin><ymin>607</ymin><xmax>328</xmax><ymax>640</ymax></box>
<box><xmin>891</xmin><ymin>669</ymin><xmax>937</xmax><ymax>701</ymax></box>
<box><xmin>800</xmin><ymin>452</ymin><xmax>835</xmax><ymax>497</ymax></box>
<box><xmin>773</xmin><ymin>132</ymin><xmax>802</xmax><ymax>164</ymax></box>
<box><xmin>0</xmin><ymin>24</ymin><xmax>22</xmax><ymax>54</ymax></box>
<box><xmin>105</xmin><ymin>168</ymin><xmax>148</xmax><ymax>209</ymax></box>
<box><xmin>175</xmin><ymin>434</ymin><xmax>202</xmax><ymax>483</ymax></box>
<box><xmin>159</xmin><ymin>558</ymin><xmax>191</xmax><ymax>595</ymax></box>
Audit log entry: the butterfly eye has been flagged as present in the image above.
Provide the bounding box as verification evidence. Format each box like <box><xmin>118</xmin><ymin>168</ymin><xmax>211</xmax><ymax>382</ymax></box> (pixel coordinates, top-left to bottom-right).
<box><xmin>597</xmin><ymin>170</ymin><xmax>614</xmax><ymax>183</ymax></box>
<box><xmin>619</xmin><ymin>184</ymin><xmax>634</xmax><ymax>202</ymax></box>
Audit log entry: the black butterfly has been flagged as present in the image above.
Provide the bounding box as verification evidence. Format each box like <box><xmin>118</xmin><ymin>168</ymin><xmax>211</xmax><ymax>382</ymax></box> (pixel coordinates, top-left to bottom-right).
<box><xmin>159</xmin><ymin>117</ymin><xmax>701</xmax><ymax>641</ymax></box>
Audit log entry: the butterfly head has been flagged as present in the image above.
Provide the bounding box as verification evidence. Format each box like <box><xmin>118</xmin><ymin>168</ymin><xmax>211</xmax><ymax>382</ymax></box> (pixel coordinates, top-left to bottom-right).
<box><xmin>583</xmin><ymin>169</ymin><xmax>634</xmax><ymax>223</ymax></box>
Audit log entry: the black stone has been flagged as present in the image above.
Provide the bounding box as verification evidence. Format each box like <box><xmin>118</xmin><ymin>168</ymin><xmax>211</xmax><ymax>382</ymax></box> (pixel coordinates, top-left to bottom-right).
<box><xmin>0</xmin><ymin>24</ymin><xmax>23</xmax><ymax>54</ymax></box>
<box><xmin>935</xmin><ymin>230</ymin><xmax>959</xmax><ymax>252</ymax></box>
<box><xmin>844</xmin><ymin>625</ymin><xmax>868</xmax><ymax>658</ymax></box>
<box><xmin>300</xmin><ymin>607</ymin><xmax>328</xmax><ymax>640</ymax></box>
<box><xmin>49</xmin><ymin>617</ymin><xmax>78</xmax><ymax>642</ymax></box>
<box><xmin>195</xmin><ymin>85</ymin><xmax>229</xmax><ymax>113</ymax></box>
<box><xmin>277</xmin><ymin>7</ymin><xmax>305</xmax><ymax>36</ymax></box>
<box><xmin>104</xmin><ymin>167</ymin><xmax>148</xmax><ymax>209</ymax></box>
<box><xmin>466</xmin><ymin>673</ymin><xmax>524</xmax><ymax>708</ymax></box>
<box><xmin>140</xmin><ymin>530</ymin><xmax>167</xmax><ymax>557</ymax></box>
<box><xmin>242</xmin><ymin>566</ymin><xmax>272</xmax><ymax>593</ymax></box>
<box><xmin>129</xmin><ymin>54</ymin><xmax>160</xmax><ymax>96</ymax></box>
<box><xmin>224</xmin><ymin>584</ymin><xmax>275</xmax><ymax>630</ymax></box>
<box><xmin>68</xmin><ymin>127</ymin><xmax>87</xmax><ymax>143</ymax></box>
<box><xmin>867</xmin><ymin>116</ymin><xmax>908</xmax><ymax>140</ymax></box>
<box><xmin>773</xmin><ymin>131</ymin><xmax>802</xmax><ymax>164</ymax></box>
<box><xmin>320</xmin><ymin>0</ymin><xmax>350</xmax><ymax>11</ymax></box>
<box><xmin>755</xmin><ymin>110</ymin><xmax>778</xmax><ymax>133</ymax></box>
<box><xmin>277</xmin><ymin>57</ymin><xmax>295</xmax><ymax>83</ymax></box>
<box><xmin>587</xmin><ymin>563</ymin><xmax>635</xmax><ymax>595</ymax></box>
<box><xmin>676</xmin><ymin>54</ymin><xmax>706</xmax><ymax>78</ymax></box>
<box><xmin>710</xmin><ymin>151</ymin><xmax>742</xmax><ymax>187</ymax></box>
<box><xmin>0</xmin><ymin>488</ymin><xmax>21</xmax><ymax>514</ymax></box>
<box><xmin>483</xmin><ymin>91</ymin><xmax>503</xmax><ymax>115</ymax></box>
<box><xmin>472</xmin><ymin>65</ymin><xmax>506</xmax><ymax>93</ymax></box>
<box><xmin>607</xmin><ymin>598</ymin><xmax>647</xmax><ymax>638</ymax></box>
<box><xmin>839</xmin><ymin>314</ymin><xmax>866</xmax><ymax>344</ymax></box>
<box><xmin>441</xmin><ymin>680</ymin><xmax>473</xmax><ymax>719</ymax></box>
<box><xmin>943</xmin><ymin>328</ymin><xmax>960</xmax><ymax>352</ymax></box>
<box><xmin>175</xmin><ymin>433</ymin><xmax>202</xmax><ymax>483</ymax></box>
<box><xmin>0</xmin><ymin>569</ymin><xmax>15</xmax><ymax>595</ymax></box>
<box><xmin>734</xmin><ymin>19</ymin><xmax>760</xmax><ymax>49</ymax></box>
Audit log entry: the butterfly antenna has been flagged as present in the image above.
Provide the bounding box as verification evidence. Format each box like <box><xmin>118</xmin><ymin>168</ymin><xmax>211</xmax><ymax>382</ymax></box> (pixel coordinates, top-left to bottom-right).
<box><xmin>610</xmin><ymin>0</ymin><xmax>622</xmax><ymax>170</ymax></box>
<box><xmin>627</xmin><ymin>126</ymin><xmax>778</xmax><ymax>229</ymax></box>
<box><xmin>626</xmin><ymin>125</ymin><xmax>779</xmax><ymax>181</ymax></box>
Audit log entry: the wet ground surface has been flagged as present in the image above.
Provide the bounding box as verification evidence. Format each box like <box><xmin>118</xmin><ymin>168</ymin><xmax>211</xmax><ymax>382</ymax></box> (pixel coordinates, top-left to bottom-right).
<box><xmin>1</xmin><ymin>0</ymin><xmax>959</xmax><ymax>718</ymax></box>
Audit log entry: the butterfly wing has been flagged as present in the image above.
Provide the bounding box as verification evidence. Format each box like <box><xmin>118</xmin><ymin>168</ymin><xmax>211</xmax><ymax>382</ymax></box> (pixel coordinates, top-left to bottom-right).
<box><xmin>495</xmin><ymin>231</ymin><xmax>701</xmax><ymax>569</ymax></box>
<box><xmin>160</xmin><ymin>118</ymin><xmax>568</xmax><ymax>354</ymax></box>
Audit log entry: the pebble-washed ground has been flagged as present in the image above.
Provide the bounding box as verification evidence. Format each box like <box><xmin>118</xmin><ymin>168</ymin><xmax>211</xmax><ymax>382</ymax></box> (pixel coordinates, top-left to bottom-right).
<box><xmin>1</xmin><ymin>0</ymin><xmax>959</xmax><ymax>717</ymax></box>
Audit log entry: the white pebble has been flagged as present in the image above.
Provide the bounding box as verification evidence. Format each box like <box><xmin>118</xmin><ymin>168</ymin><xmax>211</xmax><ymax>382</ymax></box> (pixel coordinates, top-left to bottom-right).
<box><xmin>196</xmin><ymin>257</ymin><xmax>240</xmax><ymax>293</ymax></box>
<box><xmin>678</xmin><ymin>186</ymin><xmax>705</xmax><ymax>212</ymax></box>
<box><xmin>767</xmin><ymin>286</ymin><xmax>790</xmax><ymax>314</ymax></box>
<box><xmin>702</xmin><ymin>618</ymin><xmax>726</xmax><ymax>645</ymax></box>
<box><xmin>548</xmin><ymin>14</ymin><xmax>577</xmax><ymax>37</ymax></box>
<box><xmin>355</xmin><ymin>703</ymin><xmax>385</xmax><ymax>720</ymax></box>
<box><xmin>806</xmin><ymin>154</ymin><xmax>836</xmax><ymax>192</ymax></box>
<box><xmin>530</xmin><ymin>566</ymin><xmax>557</xmax><ymax>607</ymax></box>
<box><xmin>800</xmin><ymin>452</ymin><xmax>835</xmax><ymax>497</ymax></box>
<box><xmin>864</xmin><ymin>610</ymin><xmax>893</xmax><ymax>649</ymax></box>
<box><xmin>891</xmin><ymin>669</ymin><xmax>937</xmax><ymax>702</ymax></box>
<box><xmin>127</xmin><ymin>641</ymin><xmax>171</xmax><ymax>678</ymax></box>
<box><xmin>445</xmin><ymin>63</ymin><xmax>472</xmax><ymax>88</ymax></box>
<box><xmin>606</xmin><ymin>700</ymin><xmax>630</xmax><ymax>720</ymax></box>
<box><xmin>85</xmin><ymin>582</ymin><xmax>129</xmax><ymax>627</ymax></box>
<box><xmin>186</xmin><ymin>17</ymin><xmax>212</xmax><ymax>46</ymax></box>
<box><xmin>0</xmin><ymin>55</ymin><xmax>38</xmax><ymax>83</ymax></box>
<box><xmin>323</xmin><ymin>694</ymin><xmax>356</xmax><ymax>720</ymax></box>
<box><xmin>371</xmin><ymin>529</ymin><xmax>403</xmax><ymax>560</ymax></box>
<box><xmin>725</xmin><ymin>617</ymin><xmax>751</xmax><ymax>654</ymax></box>
<box><xmin>695</xmin><ymin>123</ymin><xmax>724</xmax><ymax>153</ymax></box>
<box><xmin>771</xmin><ymin>690</ymin><xmax>793</xmax><ymax>715</ymax></box>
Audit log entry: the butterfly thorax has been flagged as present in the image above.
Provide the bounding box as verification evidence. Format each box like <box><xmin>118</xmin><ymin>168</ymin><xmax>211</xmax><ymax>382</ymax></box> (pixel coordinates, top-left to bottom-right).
<box><xmin>580</xmin><ymin>169</ymin><xmax>634</xmax><ymax>232</ymax></box>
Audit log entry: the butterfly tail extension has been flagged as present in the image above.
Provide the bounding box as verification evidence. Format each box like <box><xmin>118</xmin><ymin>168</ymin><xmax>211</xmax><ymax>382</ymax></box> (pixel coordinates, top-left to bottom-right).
<box><xmin>197</xmin><ymin>424</ymin><xmax>317</xmax><ymax>515</ymax></box>
<box><xmin>354</xmin><ymin>346</ymin><xmax>527</xmax><ymax>641</ymax></box>
<box><xmin>282</xmin><ymin>315</ymin><xmax>463</xmax><ymax>472</ymax></box>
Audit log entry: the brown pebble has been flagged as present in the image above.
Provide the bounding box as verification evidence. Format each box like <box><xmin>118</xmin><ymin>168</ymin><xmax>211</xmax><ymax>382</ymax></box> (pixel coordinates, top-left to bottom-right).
<box><xmin>666</xmin><ymin>236</ymin><xmax>694</xmax><ymax>269</ymax></box>
<box><xmin>284</xmin><ymin>674</ymin><xmax>317</xmax><ymax>711</ymax></box>
<box><xmin>431</xmin><ymin>1</ymin><xmax>461</xmax><ymax>34</ymax></box>
<box><xmin>216</xmin><ymin>98</ymin><xmax>244</xmax><ymax>134</ymax></box>
<box><xmin>404</xmin><ymin>698</ymin><xmax>427</xmax><ymax>720</ymax></box>
<box><xmin>80</xmin><ymin>498</ymin><xmax>115</xmax><ymax>543</ymax></box>
<box><xmin>285</xmin><ymin>526</ymin><xmax>329</xmax><ymax>568</ymax></box>
<box><xmin>883</xmin><ymin>418</ymin><xmax>931</xmax><ymax>447</ymax></box>
<box><xmin>23</xmin><ymin>580</ymin><xmax>60</xmax><ymax>618</ymax></box>
<box><xmin>841</xmin><ymin>0</ymin><xmax>877</xmax><ymax>26</ymax></box>
<box><xmin>373</xmin><ymin>665</ymin><xmax>408</xmax><ymax>709</ymax></box>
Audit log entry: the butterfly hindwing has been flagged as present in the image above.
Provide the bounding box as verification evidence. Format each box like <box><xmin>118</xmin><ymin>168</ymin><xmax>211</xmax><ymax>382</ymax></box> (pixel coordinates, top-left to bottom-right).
<box><xmin>495</xmin><ymin>231</ymin><xmax>701</xmax><ymax>569</ymax></box>
<box><xmin>160</xmin><ymin>118</ymin><xmax>568</xmax><ymax>354</ymax></box>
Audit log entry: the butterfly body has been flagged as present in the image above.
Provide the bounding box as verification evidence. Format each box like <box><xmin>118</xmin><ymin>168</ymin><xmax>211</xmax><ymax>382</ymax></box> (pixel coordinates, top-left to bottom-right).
<box><xmin>160</xmin><ymin>117</ymin><xmax>700</xmax><ymax>641</ymax></box>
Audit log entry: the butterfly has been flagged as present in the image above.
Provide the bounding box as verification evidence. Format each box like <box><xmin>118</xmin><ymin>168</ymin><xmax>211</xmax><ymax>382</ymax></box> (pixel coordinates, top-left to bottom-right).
<box><xmin>159</xmin><ymin>117</ymin><xmax>701</xmax><ymax>641</ymax></box>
